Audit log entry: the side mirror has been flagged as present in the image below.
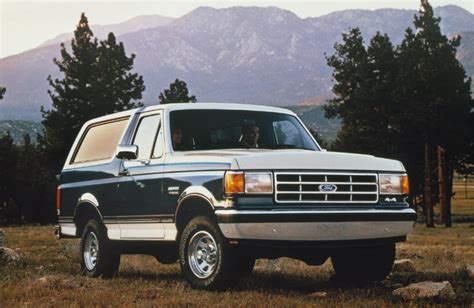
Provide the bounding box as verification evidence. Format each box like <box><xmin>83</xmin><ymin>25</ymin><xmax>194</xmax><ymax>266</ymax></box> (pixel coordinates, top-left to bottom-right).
<box><xmin>116</xmin><ymin>144</ymin><xmax>138</xmax><ymax>160</ymax></box>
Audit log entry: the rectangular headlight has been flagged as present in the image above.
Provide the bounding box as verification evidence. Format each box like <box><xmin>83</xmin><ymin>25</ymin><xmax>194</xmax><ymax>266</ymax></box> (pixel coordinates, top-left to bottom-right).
<box><xmin>245</xmin><ymin>172</ymin><xmax>273</xmax><ymax>194</ymax></box>
<box><xmin>379</xmin><ymin>174</ymin><xmax>409</xmax><ymax>195</ymax></box>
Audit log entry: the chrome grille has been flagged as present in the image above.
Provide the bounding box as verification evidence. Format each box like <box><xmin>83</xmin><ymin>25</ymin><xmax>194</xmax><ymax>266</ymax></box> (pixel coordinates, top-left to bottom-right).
<box><xmin>275</xmin><ymin>172</ymin><xmax>378</xmax><ymax>203</ymax></box>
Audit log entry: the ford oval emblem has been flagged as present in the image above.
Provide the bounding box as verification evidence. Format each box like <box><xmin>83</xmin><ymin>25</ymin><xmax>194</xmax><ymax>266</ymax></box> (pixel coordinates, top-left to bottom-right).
<box><xmin>319</xmin><ymin>184</ymin><xmax>337</xmax><ymax>192</ymax></box>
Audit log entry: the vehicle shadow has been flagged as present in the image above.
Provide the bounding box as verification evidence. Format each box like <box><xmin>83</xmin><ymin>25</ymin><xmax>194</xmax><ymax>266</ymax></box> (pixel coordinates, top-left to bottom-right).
<box><xmin>115</xmin><ymin>264</ymin><xmax>386</xmax><ymax>295</ymax></box>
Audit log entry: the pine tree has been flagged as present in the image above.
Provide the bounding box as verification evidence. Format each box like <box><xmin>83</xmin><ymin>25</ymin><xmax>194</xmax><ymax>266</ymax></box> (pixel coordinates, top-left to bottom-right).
<box><xmin>396</xmin><ymin>1</ymin><xmax>472</xmax><ymax>227</ymax></box>
<box><xmin>96</xmin><ymin>32</ymin><xmax>145</xmax><ymax>114</ymax></box>
<box><xmin>0</xmin><ymin>133</ymin><xmax>17</xmax><ymax>209</ymax></box>
<box><xmin>324</xmin><ymin>1</ymin><xmax>472</xmax><ymax>227</ymax></box>
<box><xmin>159</xmin><ymin>79</ymin><xmax>196</xmax><ymax>104</ymax></box>
<box><xmin>324</xmin><ymin>30</ymin><xmax>397</xmax><ymax>157</ymax></box>
<box><xmin>42</xmin><ymin>13</ymin><xmax>144</xmax><ymax>169</ymax></box>
<box><xmin>15</xmin><ymin>134</ymin><xmax>55</xmax><ymax>223</ymax></box>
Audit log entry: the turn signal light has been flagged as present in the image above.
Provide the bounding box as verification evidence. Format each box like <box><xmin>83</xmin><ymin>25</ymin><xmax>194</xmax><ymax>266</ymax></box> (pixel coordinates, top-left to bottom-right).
<box><xmin>402</xmin><ymin>175</ymin><xmax>409</xmax><ymax>195</ymax></box>
<box><xmin>225</xmin><ymin>171</ymin><xmax>244</xmax><ymax>194</ymax></box>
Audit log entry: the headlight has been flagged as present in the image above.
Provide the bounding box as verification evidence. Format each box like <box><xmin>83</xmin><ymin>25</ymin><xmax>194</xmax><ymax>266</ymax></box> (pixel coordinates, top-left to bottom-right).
<box><xmin>224</xmin><ymin>171</ymin><xmax>273</xmax><ymax>194</ymax></box>
<box><xmin>379</xmin><ymin>174</ymin><xmax>409</xmax><ymax>195</ymax></box>
<box><xmin>245</xmin><ymin>172</ymin><xmax>273</xmax><ymax>193</ymax></box>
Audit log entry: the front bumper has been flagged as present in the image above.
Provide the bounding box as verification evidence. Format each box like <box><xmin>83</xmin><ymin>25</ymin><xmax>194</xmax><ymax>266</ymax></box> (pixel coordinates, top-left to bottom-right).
<box><xmin>216</xmin><ymin>208</ymin><xmax>416</xmax><ymax>242</ymax></box>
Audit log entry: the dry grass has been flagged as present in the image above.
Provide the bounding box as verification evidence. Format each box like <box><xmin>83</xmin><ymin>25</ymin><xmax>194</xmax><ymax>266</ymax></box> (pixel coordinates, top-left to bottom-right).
<box><xmin>1</xmin><ymin>185</ymin><xmax>473</xmax><ymax>306</ymax></box>
<box><xmin>2</xmin><ymin>225</ymin><xmax>473</xmax><ymax>306</ymax></box>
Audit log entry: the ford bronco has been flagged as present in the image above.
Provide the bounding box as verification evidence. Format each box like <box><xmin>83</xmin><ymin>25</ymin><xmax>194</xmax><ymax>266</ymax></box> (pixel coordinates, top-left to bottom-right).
<box><xmin>56</xmin><ymin>103</ymin><xmax>416</xmax><ymax>289</ymax></box>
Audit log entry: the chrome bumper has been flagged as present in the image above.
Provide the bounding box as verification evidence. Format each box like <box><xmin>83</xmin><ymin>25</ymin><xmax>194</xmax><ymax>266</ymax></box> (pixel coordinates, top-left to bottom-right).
<box><xmin>216</xmin><ymin>208</ymin><xmax>416</xmax><ymax>241</ymax></box>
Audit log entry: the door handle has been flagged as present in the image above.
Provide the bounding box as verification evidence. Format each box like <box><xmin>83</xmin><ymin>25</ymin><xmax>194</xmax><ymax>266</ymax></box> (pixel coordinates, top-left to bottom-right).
<box><xmin>118</xmin><ymin>169</ymin><xmax>129</xmax><ymax>176</ymax></box>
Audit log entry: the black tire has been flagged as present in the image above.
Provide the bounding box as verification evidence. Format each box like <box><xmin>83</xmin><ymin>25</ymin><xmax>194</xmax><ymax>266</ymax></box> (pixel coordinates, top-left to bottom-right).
<box><xmin>331</xmin><ymin>243</ymin><xmax>395</xmax><ymax>281</ymax></box>
<box><xmin>80</xmin><ymin>219</ymin><xmax>120</xmax><ymax>278</ymax></box>
<box><xmin>179</xmin><ymin>216</ymin><xmax>242</xmax><ymax>290</ymax></box>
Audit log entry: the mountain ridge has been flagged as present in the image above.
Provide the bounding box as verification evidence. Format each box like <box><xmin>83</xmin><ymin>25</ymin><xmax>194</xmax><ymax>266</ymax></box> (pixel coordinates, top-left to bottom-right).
<box><xmin>0</xmin><ymin>5</ymin><xmax>472</xmax><ymax>120</ymax></box>
<box><xmin>36</xmin><ymin>14</ymin><xmax>174</xmax><ymax>49</ymax></box>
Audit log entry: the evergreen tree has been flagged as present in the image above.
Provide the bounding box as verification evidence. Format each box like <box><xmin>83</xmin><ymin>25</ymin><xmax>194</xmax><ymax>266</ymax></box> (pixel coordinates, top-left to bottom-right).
<box><xmin>96</xmin><ymin>32</ymin><xmax>145</xmax><ymax>114</ymax></box>
<box><xmin>42</xmin><ymin>13</ymin><xmax>144</xmax><ymax>169</ymax></box>
<box><xmin>159</xmin><ymin>79</ymin><xmax>196</xmax><ymax>104</ymax></box>
<box><xmin>0</xmin><ymin>133</ymin><xmax>17</xmax><ymax>212</ymax></box>
<box><xmin>395</xmin><ymin>1</ymin><xmax>472</xmax><ymax>226</ymax></box>
<box><xmin>325</xmin><ymin>30</ymin><xmax>398</xmax><ymax>157</ymax></box>
<box><xmin>15</xmin><ymin>134</ymin><xmax>55</xmax><ymax>223</ymax></box>
<box><xmin>324</xmin><ymin>0</ymin><xmax>472</xmax><ymax>227</ymax></box>
<box><xmin>0</xmin><ymin>86</ymin><xmax>5</xmax><ymax>100</ymax></box>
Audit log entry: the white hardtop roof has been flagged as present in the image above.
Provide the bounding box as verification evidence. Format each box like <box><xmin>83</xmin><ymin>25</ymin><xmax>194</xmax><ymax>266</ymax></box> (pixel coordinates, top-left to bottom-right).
<box><xmin>143</xmin><ymin>102</ymin><xmax>296</xmax><ymax>115</ymax></box>
<box><xmin>85</xmin><ymin>103</ymin><xmax>296</xmax><ymax>125</ymax></box>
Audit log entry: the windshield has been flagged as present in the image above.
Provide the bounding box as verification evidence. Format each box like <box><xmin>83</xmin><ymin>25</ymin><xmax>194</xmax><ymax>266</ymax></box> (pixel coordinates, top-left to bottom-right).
<box><xmin>169</xmin><ymin>109</ymin><xmax>319</xmax><ymax>151</ymax></box>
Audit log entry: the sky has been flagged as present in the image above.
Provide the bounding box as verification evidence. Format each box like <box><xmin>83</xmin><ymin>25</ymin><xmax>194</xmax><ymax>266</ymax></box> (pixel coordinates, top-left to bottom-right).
<box><xmin>1</xmin><ymin>0</ymin><xmax>473</xmax><ymax>59</ymax></box>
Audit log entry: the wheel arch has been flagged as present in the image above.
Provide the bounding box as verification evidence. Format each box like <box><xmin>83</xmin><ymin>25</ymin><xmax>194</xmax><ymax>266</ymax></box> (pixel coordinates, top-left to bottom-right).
<box><xmin>74</xmin><ymin>200</ymin><xmax>103</xmax><ymax>237</ymax></box>
<box><xmin>175</xmin><ymin>191</ymin><xmax>216</xmax><ymax>235</ymax></box>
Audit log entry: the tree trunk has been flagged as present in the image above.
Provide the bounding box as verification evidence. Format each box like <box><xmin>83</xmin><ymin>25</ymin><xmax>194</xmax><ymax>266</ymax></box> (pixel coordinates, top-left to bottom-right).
<box><xmin>424</xmin><ymin>142</ymin><xmax>434</xmax><ymax>227</ymax></box>
<box><xmin>437</xmin><ymin>145</ymin><xmax>446</xmax><ymax>224</ymax></box>
<box><xmin>444</xmin><ymin>154</ymin><xmax>453</xmax><ymax>227</ymax></box>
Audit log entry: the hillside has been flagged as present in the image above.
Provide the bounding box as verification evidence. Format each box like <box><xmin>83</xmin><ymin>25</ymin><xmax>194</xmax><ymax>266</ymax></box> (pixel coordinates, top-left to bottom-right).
<box><xmin>287</xmin><ymin>105</ymin><xmax>340</xmax><ymax>141</ymax></box>
<box><xmin>457</xmin><ymin>31</ymin><xmax>474</xmax><ymax>80</ymax></box>
<box><xmin>0</xmin><ymin>120</ymin><xmax>43</xmax><ymax>144</ymax></box>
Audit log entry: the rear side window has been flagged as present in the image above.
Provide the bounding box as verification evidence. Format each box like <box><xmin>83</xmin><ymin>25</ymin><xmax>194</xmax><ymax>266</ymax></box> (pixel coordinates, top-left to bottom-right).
<box><xmin>72</xmin><ymin>118</ymin><xmax>129</xmax><ymax>164</ymax></box>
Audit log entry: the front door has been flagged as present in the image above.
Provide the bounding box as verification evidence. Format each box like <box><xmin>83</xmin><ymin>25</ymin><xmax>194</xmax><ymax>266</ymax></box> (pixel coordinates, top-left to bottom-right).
<box><xmin>116</xmin><ymin>111</ymin><xmax>166</xmax><ymax>239</ymax></box>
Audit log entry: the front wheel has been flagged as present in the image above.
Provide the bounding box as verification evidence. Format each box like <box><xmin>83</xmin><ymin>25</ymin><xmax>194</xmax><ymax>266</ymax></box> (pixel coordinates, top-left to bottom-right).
<box><xmin>331</xmin><ymin>243</ymin><xmax>395</xmax><ymax>281</ymax></box>
<box><xmin>179</xmin><ymin>216</ymin><xmax>242</xmax><ymax>290</ymax></box>
<box><xmin>80</xmin><ymin>219</ymin><xmax>120</xmax><ymax>278</ymax></box>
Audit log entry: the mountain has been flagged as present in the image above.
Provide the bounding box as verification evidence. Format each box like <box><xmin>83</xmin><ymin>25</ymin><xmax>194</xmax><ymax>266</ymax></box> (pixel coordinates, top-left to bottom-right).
<box><xmin>287</xmin><ymin>105</ymin><xmax>340</xmax><ymax>141</ymax></box>
<box><xmin>0</xmin><ymin>5</ymin><xmax>473</xmax><ymax>121</ymax></box>
<box><xmin>457</xmin><ymin>31</ymin><xmax>474</xmax><ymax>80</ymax></box>
<box><xmin>38</xmin><ymin>15</ymin><xmax>174</xmax><ymax>48</ymax></box>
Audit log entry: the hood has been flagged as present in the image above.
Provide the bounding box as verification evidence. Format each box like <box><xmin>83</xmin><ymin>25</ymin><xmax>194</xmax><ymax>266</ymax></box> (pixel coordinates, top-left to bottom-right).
<box><xmin>176</xmin><ymin>149</ymin><xmax>405</xmax><ymax>172</ymax></box>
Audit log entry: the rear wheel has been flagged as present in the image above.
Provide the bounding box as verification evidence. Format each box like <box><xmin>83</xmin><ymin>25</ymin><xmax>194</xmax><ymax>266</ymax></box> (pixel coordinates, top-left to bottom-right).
<box><xmin>80</xmin><ymin>219</ymin><xmax>120</xmax><ymax>278</ymax></box>
<box><xmin>331</xmin><ymin>243</ymin><xmax>395</xmax><ymax>281</ymax></box>
<box><xmin>179</xmin><ymin>216</ymin><xmax>242</xmax><ymax>290</ymax></box>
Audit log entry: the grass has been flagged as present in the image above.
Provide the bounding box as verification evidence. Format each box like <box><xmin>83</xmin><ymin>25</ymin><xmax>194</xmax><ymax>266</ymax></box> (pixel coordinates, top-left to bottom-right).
<box><xmin>1</xmin><ymin>185</ymin><xmax>473</xmax><ymax>306</ymax></box>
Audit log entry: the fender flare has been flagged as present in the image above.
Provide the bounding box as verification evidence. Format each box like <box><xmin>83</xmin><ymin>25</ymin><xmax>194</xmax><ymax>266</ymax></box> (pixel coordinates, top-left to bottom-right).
<box><xmin>175</xmin><ymin>186</ymin><xmax>216</xmax><ymax>221</ymax></box>
<box><xmin>73</xmin><ymin>193</ymin><xmax>103</xmax><ymax>223</ymax></box>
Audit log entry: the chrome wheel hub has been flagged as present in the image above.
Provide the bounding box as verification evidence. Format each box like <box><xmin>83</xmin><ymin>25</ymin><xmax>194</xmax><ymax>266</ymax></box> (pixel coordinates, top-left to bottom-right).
<box><xmin>188</xmin><ymin>231</ymin><xmax>219</xmax><ymax>278</ymax></box>
<box><xmin>84</xmin><ymin>231</ymin><xmax>99</xmax><ymax>271</ymax></box>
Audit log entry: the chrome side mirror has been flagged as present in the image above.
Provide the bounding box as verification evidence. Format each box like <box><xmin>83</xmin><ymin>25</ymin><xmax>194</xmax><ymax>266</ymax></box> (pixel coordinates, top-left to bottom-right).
<box><xmin>116</xmin><ymin>144</ymin><xmax>138</xmax><ymax>160</ymax></box>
